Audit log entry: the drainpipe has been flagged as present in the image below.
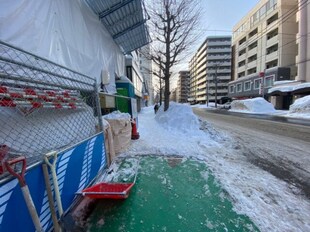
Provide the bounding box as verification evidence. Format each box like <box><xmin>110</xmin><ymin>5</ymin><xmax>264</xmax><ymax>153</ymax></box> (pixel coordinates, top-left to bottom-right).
<box><xmin>297</xmin><ymin>0</ymin><xmax>307</xmax><ymax>82</ymax></box>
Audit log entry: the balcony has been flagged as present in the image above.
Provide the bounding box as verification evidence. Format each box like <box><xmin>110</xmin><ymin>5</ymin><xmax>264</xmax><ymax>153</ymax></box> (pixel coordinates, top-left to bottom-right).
<box><xmin>217</xmin><ymin>68</ymin><xmax>231</xmax><ymax>74</ymax></box>
<box><xmin>197</xmin><ymin>96</ymin><xmax>207</xmax><ymax>101</ymax></box>
<box><xmin>248</xmin><ymin>33</ymin><xmax>258</xmax><ymax>44</ymax></box>
<box><xmin>238</xmin><ymin>41</ymin><xmax>247</xmax><ymax>51</ymax></box>
<box><xmin>237</xmin><ymin>65</ymin><xmax>246</xmax><ymax>73</ymax></box>
<box><xmin>266</xmin><ymin>35</ymin><xmax>278</xmax><ymax>48</ymax></box>
<box><xmin>247</xmin><ymin>60</ymin><xmax>257</xmax><ymax>69</ymax></box>
<box><xmin>238</xmin><ymin>53</ymin><xmax>246</xmax><ymax>62</ymax></box>
<box><xmin>207</xmin><ymin>55</ymin><xmax>232</xmax><ymax>61</ymax></box>
<box><xmin>207</xmin><ymin>48</ymin><xmax>231</xmax><ymax>54</ymax></box>
<box><xmin>266</xmin><ymin>50</ymin><xmax>278</xmax><ymax>62</ymax></box>
<box><xmin>207</xmin><ymin>41</ymin><xmax>231</xmax><ymax>46</ymax></box>
<box><xmin>248</xmin><ymin>47</ymin><xmax>257</xmax><ymax>57</ymax></box>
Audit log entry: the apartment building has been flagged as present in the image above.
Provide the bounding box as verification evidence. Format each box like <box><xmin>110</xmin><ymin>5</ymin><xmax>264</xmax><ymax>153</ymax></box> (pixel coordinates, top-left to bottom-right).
<box><xmin>139</xmin><ymin>45</ymin><xmax>154</xmax><ymax>106</ymax></box>
<box><xmin>176</xmin><ymin>71</ymin><xmax>190</xmax><ymax>103</ymax></box>
<box><xmin>189</xmin><ymin>36</ymin><xmax>232</xmax><ymax>104</ymax></box>
<box><xmin>229</xmin><ymin>0</ymin><xmax>310</xmax><ymax>109</ymax></box>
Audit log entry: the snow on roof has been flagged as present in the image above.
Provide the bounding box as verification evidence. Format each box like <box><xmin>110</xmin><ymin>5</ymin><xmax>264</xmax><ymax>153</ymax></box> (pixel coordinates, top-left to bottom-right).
<box><xmin>230</xmin><ymin>97</ymin><xmax>276</xmax><ymax>113</ymax></box>
<box><xmin>268</xmin><ymin>82</ymin><xmax>310</xmax><ymax>94</ymax></box>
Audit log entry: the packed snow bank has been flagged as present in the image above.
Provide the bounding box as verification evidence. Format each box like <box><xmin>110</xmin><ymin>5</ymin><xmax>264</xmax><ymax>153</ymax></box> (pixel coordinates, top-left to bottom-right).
<box><xmin>230</xmin><ymin>97</ymin><xmax>276</xmax><ymax>113</ymax></box>
<box><xmin>126</xmin><ymin>104</ymin><xmax>224</xmax><ymax>157</ymax></box>
<box><xmin>286</xmin><ymin>96</ymin><xmax>310</xmax><ymax>119</ymax></box>
<box><xmin>103</xmin><ymin>110</ymin><xmax>131</xmax><ymax>120</ymax></box>
<box><xmin>155</xmin><ymin>102</ymin><xmax>200</xmax><ymax>132</ymax></box>
<box><xmin>289</xmin><ymin>96</ymin><xmax>310</xmax><ymax>113</ymax></box>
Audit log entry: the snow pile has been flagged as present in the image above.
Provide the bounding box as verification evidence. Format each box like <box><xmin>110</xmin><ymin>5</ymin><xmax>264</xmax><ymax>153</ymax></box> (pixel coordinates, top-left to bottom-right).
<box><xmin>289</xmin><ymin>96</ymin><xmax>310</xmax><ymax>113</ymax></box>
<box><xmin>155</xmin><ymin>102</ymin><xmax>200</xmax><ymax>132</ymax></box>
<box><xmin>286</xmin><ymin>96</ymin><xmax>310</xmax><ymax>119</ymax></box>
<box><xmin>126</xmin><ymin>104</ymin><xmax>223</xmax><ymax>157</ymax></box>
<box><xmin>230</xmin><ymin>97</ymin><xmax>276</xmax><ymax>113</ymax></box>
<box><xmin>103</xmin><ymin>110</ymin><xmax>131</xmax><ymax>120</ymax></box>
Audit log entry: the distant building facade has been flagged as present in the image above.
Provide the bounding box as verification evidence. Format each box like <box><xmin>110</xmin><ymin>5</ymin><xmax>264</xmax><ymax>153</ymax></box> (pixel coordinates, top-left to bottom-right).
<box><xmin>139</xmin><ymin>45</ymin><xmax>154</xmax><ymax>106</ymax></box>
<box><xmin>176</xmin><ymin>71</ymin><xmax>190</xmax><ymax>103</ymax></box>
<box><xmin>229</xmin><ymin>0</ymin><xmax>310</xmax><ymax>109</ymax></box>
<box><xmin>189</xmin><ymin>36</ymin><xmax>232</xmax><ymax>104</ymax></box>
<box><xmin>170</xmin><ymin>88</ymin><xmax>177</xmax><ymax>102</ymax></box>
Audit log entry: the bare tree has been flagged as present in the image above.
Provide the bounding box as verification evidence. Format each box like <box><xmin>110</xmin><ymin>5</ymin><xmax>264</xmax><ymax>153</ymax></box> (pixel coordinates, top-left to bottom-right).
<box><xmin>147</xmin><ymin>0</ymin><xmax>201</xmax><ymax>111</ymax></box>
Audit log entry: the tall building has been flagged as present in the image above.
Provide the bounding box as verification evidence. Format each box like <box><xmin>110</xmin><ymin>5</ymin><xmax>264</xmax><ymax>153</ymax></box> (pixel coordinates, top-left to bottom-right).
<box><xmin>228</xmin><ymin>0</ymin><xmax>310</xmax><ymax>109</ymax></box>
<box><xmin>176</xmin><ymin>71</ymin><xmax>190</xmax><ymax>103</ymax></box>
<box><xmin>189</xmin><ymin>36</ymin><xmax>232</xmax><ymax>104</ymax></box>
<box><xmin>139</xmin><ymin>45</ymin><xmax>154</xmax><ymax>106</ymax></box>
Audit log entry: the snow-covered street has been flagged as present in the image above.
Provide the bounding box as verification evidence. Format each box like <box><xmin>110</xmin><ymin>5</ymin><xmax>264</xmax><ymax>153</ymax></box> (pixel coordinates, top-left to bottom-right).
<box><xmin>122</xmin><ymin>103</ymin><xmax>310</xmax><ymax>232</ymax></box>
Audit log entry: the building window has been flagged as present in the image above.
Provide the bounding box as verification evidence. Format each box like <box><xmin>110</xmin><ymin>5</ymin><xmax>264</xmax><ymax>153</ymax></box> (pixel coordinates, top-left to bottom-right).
<box><xmin>265</xmin><ymin>75</ymin><xmax>274</xmax><ymax>87</ymax></box>
<box><xmin>236</xmin><ymin>83</ymin><xmax>242</xmax><ymax>92</ymax></box>
<box><xmin>248</xmin><ymin>41</ymin><xmax>258</xmax><ymax>50</ymax></box>
<box><xmin>244</xmin><ymin>81</ymin><xmax>251</xmax><ymax>91</ymax></box>
<box><xmin>249</xmin><ymin>28</ymin><xmax>258</xmax><ymax>38</ymax></box>
<box><xmin>254</xmin><ymin>79</ymin><xmax>261</xmax><ymax>89</ymax></box>
<box><xmin>229</xmin><ymin>85</ymin><xmax>234</xmax><ymax>93</ymax></box>
<box><xmin>239</xmin><ymin>37</ymin><xmax>246</xmax><ymax>46</ymax></box>
<box><xmin>259</xmin><ymin>4</ymin><xmax>266</xmax><ymax>18</ymax></box>
<box><xmin>267</xmin><ymin>13</ymin><xmax>278</xmax><ymax>25</ymax></box>
<box><xmin>266</xmin><ymin>44</ymin><xmax>278</xmax><ymax>55</ymax></box>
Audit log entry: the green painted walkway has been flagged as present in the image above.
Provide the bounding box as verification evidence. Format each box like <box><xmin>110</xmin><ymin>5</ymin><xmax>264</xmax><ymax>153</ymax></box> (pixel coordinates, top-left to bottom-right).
<box><xmin>86</xmin><ymin>156</ymin><xmax>259</xmax><ymax>232</ymax></box>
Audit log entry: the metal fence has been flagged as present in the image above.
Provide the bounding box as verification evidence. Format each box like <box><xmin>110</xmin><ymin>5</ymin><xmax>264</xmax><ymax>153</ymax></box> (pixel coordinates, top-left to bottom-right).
<box><xmin>0</xmin><ymin>40</ymin><xmax>102</xmax><ymax>167</ymax></box>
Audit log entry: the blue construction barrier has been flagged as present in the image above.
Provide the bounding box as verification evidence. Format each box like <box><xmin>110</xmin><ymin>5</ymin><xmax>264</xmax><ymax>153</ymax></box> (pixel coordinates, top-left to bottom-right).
<box><xmin>0</xmin><ymin>132</ymin><xmax>106</xmax><ymax>231</ymax></box>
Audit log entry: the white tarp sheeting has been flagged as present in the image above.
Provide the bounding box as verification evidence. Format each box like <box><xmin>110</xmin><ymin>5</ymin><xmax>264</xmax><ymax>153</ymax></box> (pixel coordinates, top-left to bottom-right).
<box><xmin>0</xmin><ymin>0</ymin><xmax>125</xmax><ymax>93</ymax></box>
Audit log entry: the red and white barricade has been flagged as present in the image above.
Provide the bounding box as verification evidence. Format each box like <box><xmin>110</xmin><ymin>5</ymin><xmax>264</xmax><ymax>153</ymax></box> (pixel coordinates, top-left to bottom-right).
<box><xmin>0</xmin><ymin>85</ymin><xmax>84</xmax><ymax>110</ymax></box>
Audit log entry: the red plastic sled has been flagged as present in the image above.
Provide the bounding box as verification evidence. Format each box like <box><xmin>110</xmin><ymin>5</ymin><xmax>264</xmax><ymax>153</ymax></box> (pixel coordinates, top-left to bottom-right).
<box><xmin>81</xmin><ymin>182</ymin><xmax>135</xmax><ymax>199</ymax></box>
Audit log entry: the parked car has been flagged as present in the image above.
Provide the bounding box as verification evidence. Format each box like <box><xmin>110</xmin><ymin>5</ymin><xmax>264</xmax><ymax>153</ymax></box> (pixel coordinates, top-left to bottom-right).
<box><xmin>219</xmin><ymin>102</ymin><xmax>231</xmax><ymax>110</ymax></box>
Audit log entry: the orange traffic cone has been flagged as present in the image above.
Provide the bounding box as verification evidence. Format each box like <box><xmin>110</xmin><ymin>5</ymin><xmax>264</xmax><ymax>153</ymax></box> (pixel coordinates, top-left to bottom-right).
<box><xmin>131</xmin><ymin>119</ymin><xmax>140</xmax><ymax>140</ymax></box>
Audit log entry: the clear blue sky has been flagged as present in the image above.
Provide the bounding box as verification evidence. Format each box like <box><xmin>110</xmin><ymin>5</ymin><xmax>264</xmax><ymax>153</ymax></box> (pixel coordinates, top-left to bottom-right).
<box><xmin>171</xmin><ymin>0</ymin><xmax>260</xmax><ymax>86</ymax></box>
<box><xmin>195</xmin><ymin>0</ymin><xmax>259</xmax><ymax>44</ymax></box>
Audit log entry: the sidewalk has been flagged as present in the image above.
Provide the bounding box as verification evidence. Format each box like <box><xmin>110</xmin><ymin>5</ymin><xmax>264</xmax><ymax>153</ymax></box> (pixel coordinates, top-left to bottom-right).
<box><xmin>85</xmin><ymin>155</ymin><xmax>258</xmax><ymax>231</ymax></box>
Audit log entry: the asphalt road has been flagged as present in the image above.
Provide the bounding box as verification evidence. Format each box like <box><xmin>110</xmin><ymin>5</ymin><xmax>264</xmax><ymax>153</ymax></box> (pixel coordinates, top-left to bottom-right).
<box><xmin>193</xmin><ymin>108</ymin><xmax>310</xmax><ymax>199</ymax></box>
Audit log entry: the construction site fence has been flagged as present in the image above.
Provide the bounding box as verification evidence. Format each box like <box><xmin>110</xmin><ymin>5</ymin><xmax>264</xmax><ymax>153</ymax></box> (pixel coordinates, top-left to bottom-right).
<box><xmin>0</xmin><ymin>40</ymin><xmax>103</xmax><ymax>169</ymax></box>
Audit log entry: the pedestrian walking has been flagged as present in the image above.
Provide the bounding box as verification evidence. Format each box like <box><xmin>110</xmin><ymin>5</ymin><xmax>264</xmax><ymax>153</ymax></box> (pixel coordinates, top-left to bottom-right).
<box><xmin>154</xmin><ymin>104</ymin><xmax>159</xmax><ymax>114</ymax></box>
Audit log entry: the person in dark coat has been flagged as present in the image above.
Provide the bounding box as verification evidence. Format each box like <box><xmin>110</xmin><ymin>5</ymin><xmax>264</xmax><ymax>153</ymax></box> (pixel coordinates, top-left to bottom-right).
<box><xmin>154</xmin><ymin>103</ymin><xmax>159</xmax><ymax>114</ymax></box>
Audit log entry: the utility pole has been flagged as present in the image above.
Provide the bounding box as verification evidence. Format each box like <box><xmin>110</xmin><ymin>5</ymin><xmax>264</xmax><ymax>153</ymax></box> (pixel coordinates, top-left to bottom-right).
<box><xmin>206</xmin><ymin>79</ymin><xmax>209</xmax><ymax>107</ymax></box>
<box><xmin>214</xmin><ymin>65</ymin><xmax>218</xmax><ymax>108</ymax></box>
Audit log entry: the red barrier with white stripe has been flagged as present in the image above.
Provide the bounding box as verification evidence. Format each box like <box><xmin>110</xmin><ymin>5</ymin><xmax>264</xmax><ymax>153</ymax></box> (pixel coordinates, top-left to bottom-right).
<box><xmin>0</xmin><ymin>85</ymin><xmax>84</xmax><ymax>110</ymax></box>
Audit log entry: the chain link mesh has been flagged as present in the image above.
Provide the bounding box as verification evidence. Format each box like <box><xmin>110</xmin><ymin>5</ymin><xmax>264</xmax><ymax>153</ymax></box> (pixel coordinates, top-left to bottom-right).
<box><xmin>0</xmin><ymin>41</ymin><xmax>101</xmax><ymax>167</ymax></box>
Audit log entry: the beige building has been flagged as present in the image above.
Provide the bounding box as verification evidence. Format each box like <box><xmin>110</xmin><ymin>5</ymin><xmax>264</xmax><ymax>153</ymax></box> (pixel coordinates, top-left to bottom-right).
<box><xmin>229</xmin><ymin>0</ymin><xmax>310</xmax><ymax>109</ymax></box>
<box><xmin>232</xmin><ymin>0</ymin><xmax>298</xmax><ymax>80</ymax></box>
<box><xmin>189</xmin><ymin>36</ymin><xmax>232</xmax><ymax>104</ymax></box>
<box><xmin>176</xmin><ymin>71</ymin><xmax>190</xmax><ymax>103</ymax></box>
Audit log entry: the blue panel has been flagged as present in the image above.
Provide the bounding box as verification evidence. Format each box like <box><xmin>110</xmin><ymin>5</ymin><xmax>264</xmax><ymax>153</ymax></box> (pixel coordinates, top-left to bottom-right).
<box><xmin>0</xmin><ymin>133</ymin><xmax>106</xmax><ymax>232</ymax></box>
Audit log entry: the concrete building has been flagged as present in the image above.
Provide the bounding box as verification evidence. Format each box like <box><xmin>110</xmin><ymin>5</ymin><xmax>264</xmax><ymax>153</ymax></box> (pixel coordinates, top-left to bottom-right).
<box><xmin>139</xmin><ymin>45</ymin><xmax>154</xmax><ymax>107</ymax></box>
<box><xmin>176</xmin><ymin>71</ymin><xmax>190</xmax><ymax>103</ymax></box>
<box><xmin>229</xmin><ymin>0</ymin><xmax>310</xmax><ymax>109</ymax></box>
<box><xmin>189</xmin><ymin>36</ymin><xmax>232</xmax><ymax>104</ymax></box>
<box><xmin>170</xmin><ymin>88</ymin><xmax>177</xmax><ymax>102</ymax></box>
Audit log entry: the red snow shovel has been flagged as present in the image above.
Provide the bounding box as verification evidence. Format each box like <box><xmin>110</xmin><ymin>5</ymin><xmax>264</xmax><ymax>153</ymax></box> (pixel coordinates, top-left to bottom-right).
<box><xmin>79</xmin><ymin>159</ymin><xmax>140</xmax><ymax>199</ymax></box>
<box><xmin>5</xmin><ymin>156</ymin><xmax>44</xmax><ymax>232</ymax></box>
